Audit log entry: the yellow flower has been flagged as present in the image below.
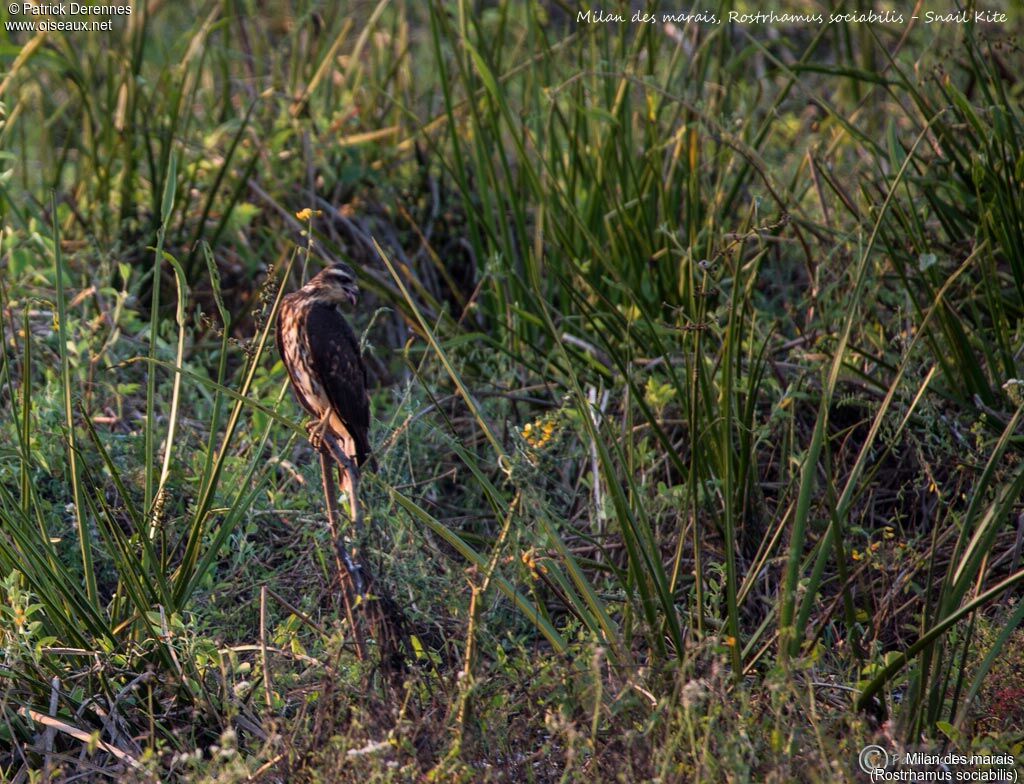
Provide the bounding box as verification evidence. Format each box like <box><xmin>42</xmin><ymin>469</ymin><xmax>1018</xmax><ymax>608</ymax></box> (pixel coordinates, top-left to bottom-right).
<box><xmin>523</xmin><ymin>418</ymin><xmax>557</xmax><ymax>449</ymax></box>
<box><xmin>619</xmin><ymin>303</ymin><xmax>642</xmax><ymax>322</ymax></box>
<box><xmin>294</xmin><ymin>207</ymin><xmax>322</xmax><ymax>221</ymax></box>
<box><xmin>521</xmin><ymin>549</ymin><xmax>546</xmax><ymax>578</ymax></box>
<box><xmin>644</xmin><ymin>377</ymin><xmax>676</xmax><ymax>411</ymax></box>
<box><xmin>723</xmin><ymin>635</ymin><xmax>737</xmax><ymax>647</ymax></box>
<box><xmin>852</xmin><ymin>550</ymin><xmax>863</xmax><ymax>561</ymax></box>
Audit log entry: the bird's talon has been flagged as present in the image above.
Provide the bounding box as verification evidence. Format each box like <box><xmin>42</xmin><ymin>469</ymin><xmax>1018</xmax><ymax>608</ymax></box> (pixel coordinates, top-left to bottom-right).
<box><xmin>307</xmin><ymin>429</ymin><xmax>323</xmax><ymax>451</ymax></box>
<box><xmin>306</xmin><ymin>416</ymin><xmax>331</xmax><ymax>452</ymax></box>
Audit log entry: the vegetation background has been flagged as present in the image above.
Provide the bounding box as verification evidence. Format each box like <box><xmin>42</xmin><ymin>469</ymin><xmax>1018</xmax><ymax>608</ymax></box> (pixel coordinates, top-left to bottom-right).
<box><xmin>1</xmin><ymin>0</ymin><xmax>1023</xmax><ymax>780</ymax></box>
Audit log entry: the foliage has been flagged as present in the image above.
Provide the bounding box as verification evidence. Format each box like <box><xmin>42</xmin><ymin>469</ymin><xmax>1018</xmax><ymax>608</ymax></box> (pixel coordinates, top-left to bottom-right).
<box><xmin>1</xmin><ymin>0</ymin><xmax>1023</xmax><ymax>780</ymax></box>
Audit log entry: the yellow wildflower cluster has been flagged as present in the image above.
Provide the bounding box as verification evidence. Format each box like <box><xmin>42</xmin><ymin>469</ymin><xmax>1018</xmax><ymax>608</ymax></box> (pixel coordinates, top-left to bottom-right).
<box><xmin>851</xmin><ymin>527</ymin><xmax>902</xmax><ymax>566</ymax></box>
<box><xmin>294</xmin><ymin>207</ymin><xmax>323</xmax><ymax>221</ymax></box>
<box><xmin>852</xmin><ymin>542</ymin><xmax>881</xmax><ymax>561</ymax></box>
<box><xmin>644</xmin><ymin>376</ymin><xmax>676</xmax><ymax>412</ymax></box>
<box><xmin>521</xmin><ymin>547</ymin><xmax>548</xmax><ymax>578</ymax></box>
<box><xmin>522</xmin><ymin>417</ymin><xmax>557</xmax><ymax>449</ymax></box>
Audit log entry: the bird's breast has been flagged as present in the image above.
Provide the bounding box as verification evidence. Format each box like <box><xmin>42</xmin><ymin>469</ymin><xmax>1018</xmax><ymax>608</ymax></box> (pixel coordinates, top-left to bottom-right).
<box><xmin>280</xmin><ymin>307</ymin><xmax>331</xmax><ymax>416</ymax></box>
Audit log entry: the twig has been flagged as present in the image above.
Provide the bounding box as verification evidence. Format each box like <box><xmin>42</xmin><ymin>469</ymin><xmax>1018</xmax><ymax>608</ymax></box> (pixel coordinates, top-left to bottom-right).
<box><xmin>456</xmin><ymin>491</ymin><xmax>522</xmax><ymax>744</ymax></box>
<box><xmin>264</xmin><ymin>587</ymin><xmax>329</xmax><ymax>637</ymax></box>
<box><xmin>224</xmin><ymin>644</ymin><xmax>331</xmax><ymax>671</ymax></box>
<box><xmin>260</xmin><ymin>586</ymin><xmax>273</xmax><ymax>716</ymax></box>
<box><xmin>96</xmin><ymin>672</ymin><xmax>153</xmax><ymax>756</ymax></box>
<box><xmin>246</xmin><ymin>752</ymin><xmax>286</xmax><ymax>782</ymax></box>
<box><xmin>42</xmin><ymin>677</ymin><xmax>59</xmax><ymax>782</ymax></box>
<box><xmin>18</xmin><ymin>708</ymin><xmax>141</xmax><ymax>770</ymax></box>
<box><xmin>318</xmin><ymin>448</ymin><xmax>366</xmax><ymax>660</ymax></box>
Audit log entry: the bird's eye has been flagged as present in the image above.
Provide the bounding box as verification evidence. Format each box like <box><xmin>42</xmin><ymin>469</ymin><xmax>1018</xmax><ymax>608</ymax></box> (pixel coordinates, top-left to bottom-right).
<box><xmin>327</xmin><ymin>267</ymin><xmax>353</xmax><ymax>283</ymax></box>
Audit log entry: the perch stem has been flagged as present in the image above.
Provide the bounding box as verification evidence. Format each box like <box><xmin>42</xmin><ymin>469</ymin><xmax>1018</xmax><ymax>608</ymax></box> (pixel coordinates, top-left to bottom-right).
<box><xmin>319</xmin><ymin>448</ymin><xmax>366</xmax><ymax>660</ymax></box>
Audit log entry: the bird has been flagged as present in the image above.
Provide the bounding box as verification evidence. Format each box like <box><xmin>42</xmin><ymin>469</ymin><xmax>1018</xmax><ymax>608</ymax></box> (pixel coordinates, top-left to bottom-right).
<box><xmin>277</xmin><ymin>263</ymin><xmax>412</xmax><ymax>669</ymax></box>
<box><xmin>276</xmin><ymin>262</ymin><xmax>371</xmax><ymax>513</ymax></box>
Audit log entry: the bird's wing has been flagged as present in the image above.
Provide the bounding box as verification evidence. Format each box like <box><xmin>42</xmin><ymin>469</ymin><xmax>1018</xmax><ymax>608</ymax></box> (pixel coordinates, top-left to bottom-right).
<box><xmin>305</xmin><ymin>303</ymin><xmax>371</xmax><ymax>464</ymax></box>
<box><xmin>276</xmin><ymin>300</ymin><xmax>317</xmax><ymax>418</ymax></box>
<box><xmin>275</xmin><ymin>305</ymin><xmax>292</xmax><ymax>390</ymax></box>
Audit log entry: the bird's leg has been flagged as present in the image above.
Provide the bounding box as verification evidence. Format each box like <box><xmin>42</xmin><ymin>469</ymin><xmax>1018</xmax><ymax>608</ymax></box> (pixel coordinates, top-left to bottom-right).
<box><xmin>319</xmin><ymin>449</ymin><xmax>366</xmax><ymax>660</ymax></box>
<box><xmin>306</xmin><ymin>410</ymin><xmax>332</xmax><ymax>452</ymax></box>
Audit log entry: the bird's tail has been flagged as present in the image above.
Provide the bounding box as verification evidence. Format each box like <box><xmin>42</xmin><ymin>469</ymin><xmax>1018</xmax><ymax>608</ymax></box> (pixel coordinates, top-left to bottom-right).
<box><xmin>336</xmin><ymin>436</ymin><xmax>363</xmax><ymax>529</ymax></box>
<box><xmin>355</xmin><ymin>430</ymin><xmax>373</xmax><ymax>470</ymax></box>
<box><xmin>339</xmin><ymin>461</ymin><xmax>359</xmax><ymax>521</ymax></box>
<box><xmin>320</xmin><ymin>430</ymin><xmax>363</xmax><ymax>528</ymax></box>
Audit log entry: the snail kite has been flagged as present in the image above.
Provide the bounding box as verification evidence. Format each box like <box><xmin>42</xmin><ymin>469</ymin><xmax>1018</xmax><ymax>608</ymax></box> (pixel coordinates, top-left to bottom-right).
<box><xmin>276</xmin><ymin>263</ymin><xmax>371</xmax><ymax>499</ymax></box>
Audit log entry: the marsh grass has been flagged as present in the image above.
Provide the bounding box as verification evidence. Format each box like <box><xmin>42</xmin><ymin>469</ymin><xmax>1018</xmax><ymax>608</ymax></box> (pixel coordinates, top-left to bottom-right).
<box><xmin>1</xmin><ymin>0</ymin><xmax>1023</xmax><ymax>780</ymax></box>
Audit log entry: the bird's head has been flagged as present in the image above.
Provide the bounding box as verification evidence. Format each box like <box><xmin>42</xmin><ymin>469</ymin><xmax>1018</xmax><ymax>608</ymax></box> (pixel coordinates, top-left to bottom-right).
<box><xmin>305</xmin><ymin>263</ymin><xmax>359</xmax><ymax>307</ymax></box>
